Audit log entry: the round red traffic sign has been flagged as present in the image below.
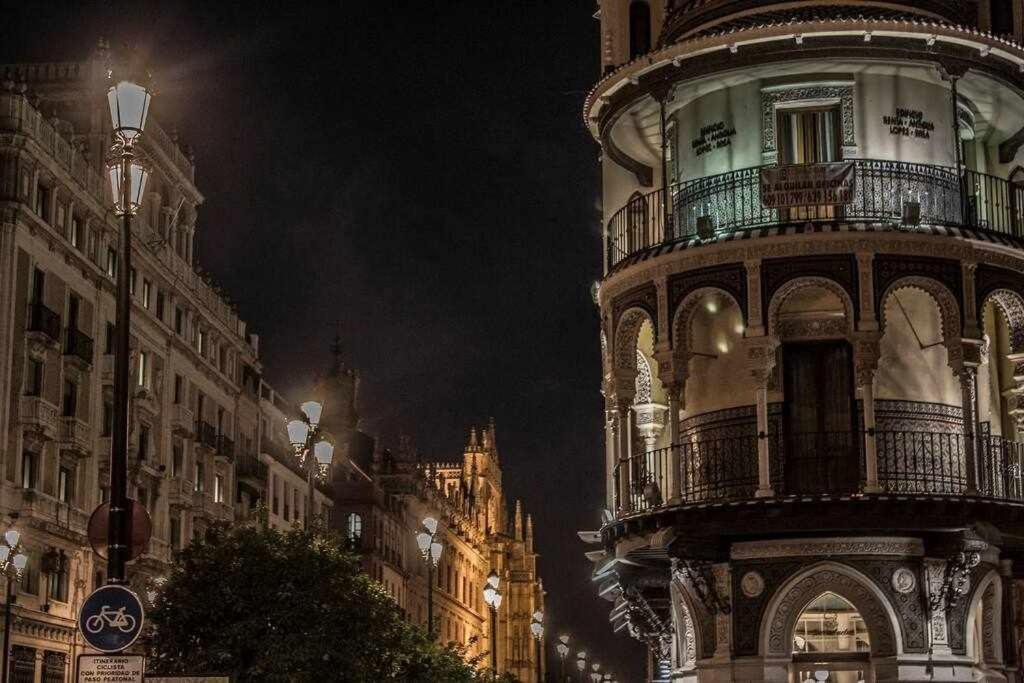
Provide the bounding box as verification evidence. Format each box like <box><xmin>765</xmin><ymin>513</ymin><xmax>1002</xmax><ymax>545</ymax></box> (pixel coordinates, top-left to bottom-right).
<box><xmin>87</xmin><ymin>501</ymin><xmax>153</xmax><ymax>561</ymax></box>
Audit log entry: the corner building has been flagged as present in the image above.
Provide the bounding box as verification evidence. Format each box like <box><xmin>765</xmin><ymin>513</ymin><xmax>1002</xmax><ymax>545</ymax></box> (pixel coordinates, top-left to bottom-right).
<box><xmin>585</xmin><ymin>1</ymin><xmax>1024</xmax><ymax>681</ymax></box>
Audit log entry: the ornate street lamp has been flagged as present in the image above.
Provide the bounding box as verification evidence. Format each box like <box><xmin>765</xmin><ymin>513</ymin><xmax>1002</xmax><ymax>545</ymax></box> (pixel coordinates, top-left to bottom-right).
<box><xmin>415</xmin><ymin>516</ymin><xmax>443</xmax><ymax>638</ymax></box>
<box><xmin>483</xmin><ymin>570</ymin><xmax>502</xmax><ymax>680</ymax></box>
<box><xmin>287</xmin><ymin>400</ymin><xmax>334</xmax><ymax>530</ymax></box>
<box><xmin>576</xmin><ymin>651</ymin><xmax>587</xmax><ymax>683</ymax></box>
<box><xmin>530</xmin><ymin>610</ymin><xmax>544</xmax><ymax>683</ymax></box>
<box><xmin>0</xmin><ymin>525</ymin><xmax>28</xmax><ymax>683</ymax></box>
<box><xmin>104</xmin><ymin>67</ymin><xmax>152</xmax><ymax>585</ymax></box>
<box><xmin>556</xmin><ymin>634</ymin><xmax>570</xmax><ymax>682</ymax></box>
<box><xmin>590</xmin><ymin>662</ymin><xmax>602</xmax><ymax>683</ymax></box>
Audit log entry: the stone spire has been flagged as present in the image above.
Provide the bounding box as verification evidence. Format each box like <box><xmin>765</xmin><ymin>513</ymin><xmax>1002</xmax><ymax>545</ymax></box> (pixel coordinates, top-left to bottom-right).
<box><xmin>467</xmin><ymin>427</ymin><xmax>479</xmax><ymax>451</ymax></box>
<box><xmin>526</xmin><ymin>512</ymin><xmax>534</xmax><ymax>552</ymax></box>
<box><xmin>514</xmin><ymin>500</ymin><xmax>523</xmax><ymax>540</ymax></box>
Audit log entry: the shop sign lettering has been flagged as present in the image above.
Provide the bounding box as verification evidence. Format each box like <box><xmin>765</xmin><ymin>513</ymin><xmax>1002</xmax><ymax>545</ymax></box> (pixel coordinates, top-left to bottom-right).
<box><xmin>883</xmin><ymin>108</ymin><xmax>934</xmax><ymax>139</ymax></box>
<box><xmin>691</xmin><ymin>121</ymin><xmax>736</xmax><ymax>157</ymax></box>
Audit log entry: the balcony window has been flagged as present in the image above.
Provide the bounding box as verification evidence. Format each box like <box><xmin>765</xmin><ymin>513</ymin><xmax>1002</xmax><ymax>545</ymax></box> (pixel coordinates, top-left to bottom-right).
<box><xmin>104</xmin><ymin>322</ymin><xmax>114</xmax><ymax>355</ymax></box>
<box><xmin>105</xmin><ymin>248</ymin><xmax>117</xmax><ymax>279</ymax></box>
<box><xmin>55</xmin><ymin>203</ymin><xmax>65</xmax><ymax>231</ymax></box>
<box><xmin>24</xmin><ymin>359</ymin><xmax>42</xmax><ymax>397</ymax></box>
<box><xmin>214</xmin><ymin>474</ymin><xmax>225</xmax><ymax>503</ymax></box>
<box><xmin>61</xmin><ymin>379</ymin><xmax>77</xmax><ymax>417</ymax></box>
<box><xmin>35</xmin><ymin>183</ymin><xmax>50</xmax><ymax>222</ymax></box>
<box><xmin>87</xmin><ymin>229</ymin><xmax>98</xmax><ymax>262</ymax></box>
<box><xmin>170</xmin><ymin>515</ymin><xmax>181</xmax><ymax>551</ymax></box>
<box><xmin>21</xmin><ymin>452</ymin><xmax>36</xmax><ymax>490</ymax></box>
<box><xmin>138</xmin><ymin>424</ymin><xmax>150</xmax><ymax>461</ymax></box>
<box><xmin>194</xmin><ymin>461</ymin><xmax>205</xmax><ymax>493</ymax></box>
<box><xmin>175</xmin><ymin>307</ymin><xmax>184</xmax><ymax>335</ymax></box>
<box><xmin>142</xmin><ymin>279</ymin><xmax>151</xmax><ymax>309</ymax></box>
<box><xmin>136</xmin><ymin>350</ymin><xmax>149</xmax><ymax>389</ymax></box>
<box><xmin>70</xmin><ymin>216</ymin><xmax>81</xmax><ymax>249</ymax></box>
<box><xmin>173</xmin><ymin>374</ymin><xmax>183</xmax><ymax>404</ymax></box>
<box><xmin>57</xmin><ymin>466</ymin><xmax>73</xmax><ymax>504</ymax></box>
<box><xmin>102</xmin><ymin>400</ymin><xmax>113</xmax><ymax>437</ymax></box>
<box><xmin>156</xmin><ymin>291</ymin><xmax>165</xmax><ymax>321</ymax></box>
<box><xmin>47</xmin><ymin>554</ymin><xmax>68</xmax><ymax>603</ymax></box>
<box><xmin>197</xmin><ymin>328</ymin><xmax>206</xmax><ymax>356</ymax></box>
<box><xmin>347</xmin><ymin>513</ymin><xmax>363</xmax><ymax>545</ymax></box>
<box><xmin>129</xmin><ymin>268</ymin><xmax>137</xmax><ymax>296</ymax></box>
<box><xmin>172</xmin><ymin>443</ymin><xmax>183</xmax><ymax>478</ymax></box>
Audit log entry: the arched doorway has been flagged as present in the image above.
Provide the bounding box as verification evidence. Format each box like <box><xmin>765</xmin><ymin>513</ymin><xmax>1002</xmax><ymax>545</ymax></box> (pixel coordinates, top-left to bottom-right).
<box><xmin>792</xmin><ymin>592</ymin><xmax>871</xmax><ymax>683</ymax></box>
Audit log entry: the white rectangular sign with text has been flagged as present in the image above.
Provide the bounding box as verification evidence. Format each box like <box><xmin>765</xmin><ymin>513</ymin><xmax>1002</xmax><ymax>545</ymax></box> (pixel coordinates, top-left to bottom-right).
<box><xmin>78</xmin><ymin>655</ymin><xmax>145</xmax><ymax>683</ymax></box>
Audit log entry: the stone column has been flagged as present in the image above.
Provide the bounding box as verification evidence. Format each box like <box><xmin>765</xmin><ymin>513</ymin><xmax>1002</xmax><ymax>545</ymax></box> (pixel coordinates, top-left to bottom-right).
<box><xmin>925</xmin><ymin>558</ymin><xmax>953</xmax><ymax>655</ymax></box>
<box><xmin>604</xmin><ymin>401</ymin><xmax>618</xmax><ymax>512</ymax></box>
<box><xmin>746</xmin><ymin>337</ymin><xmax>778</xmax><ymax>497</ymax></box>
<box><xmin>617</xmin><ymin>398</ymin><xmax>633</xmax><ymax>513</ymax></box>
<box><xmin>959</xmin><ymin>339</ymin><xmax>985</xmax><ymax>494</ymax></box>
<box><xmin>712</xmin><ymin>563</ymin><xmax>732</xmax><ymax>659</ymax></box>
<box><xmin>666</xmin><ymin>383</ymin><xmax>682</xmax><ymax>502</ymax></box>
<box><xmin>854</xmin><ymin>334</ymin><xmax>882</xmax><ymax>492</ymax></box>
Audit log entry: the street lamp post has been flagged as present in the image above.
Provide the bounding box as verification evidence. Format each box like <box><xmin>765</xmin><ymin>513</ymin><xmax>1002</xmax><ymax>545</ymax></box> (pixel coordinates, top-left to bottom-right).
<box><xmin>590</xmin><ymin>662</ymin><xmax>601</xmax><ymax>683</ymax></box>
<box><xmin>555</xmin><ymin>635</ymin><xmax>570</xmax><ymax>682</ymax></box>
<box><xmin>105</xmin><ymin>72</ymin><xmax>152</xmax><ymax>585</ymax></box>
<box><xmin>287</xmin><ymin>401</ymin><xmax>334</xmax><ymax>530</ymax></box>
<box><xmin>0</xmin><ymin>526</ymin><xmax>28</xmax><ymax>683</ymax></box>
<box><xmin>414</xmin><ymin>517</ymin><xmax>442</xmax><ymax>638</ymax></box>
<box><xmin>529</xmin><ymin>610</ymin><xmax>544</xmax><ymax>683</ymax></box>
<box><xmin>483</xmin><ymin>570</ymin><xmax>502</xmax><ymax>681</ymax></box>
<box><xmin>576</xmin><ymin>651</ymin><xmax>587</xmax><ymax>683</ymax></box>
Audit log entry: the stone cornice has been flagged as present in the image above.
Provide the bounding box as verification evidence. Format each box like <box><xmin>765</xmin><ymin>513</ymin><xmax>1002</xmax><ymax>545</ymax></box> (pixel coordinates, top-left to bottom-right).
<box><xmin>730</xmin><ymin>536</ymin><xmax>925</xmax><ymax>560</ymax></box>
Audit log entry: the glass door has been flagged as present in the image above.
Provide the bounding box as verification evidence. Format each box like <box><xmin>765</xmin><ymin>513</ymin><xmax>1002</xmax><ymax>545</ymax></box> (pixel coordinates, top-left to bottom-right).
<box><xmin>777</xmin><ymin>106</ymin><xmax>842</xmax><ymax>222</ymax></box>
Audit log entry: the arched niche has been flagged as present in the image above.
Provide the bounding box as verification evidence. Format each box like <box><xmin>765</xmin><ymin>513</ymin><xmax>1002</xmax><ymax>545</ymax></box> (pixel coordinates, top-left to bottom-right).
<box><xmin>767</xmin><ymin>277</ymin><xmax>854</xmax><ymax>342</ymax></box>
<box><xmin>979</xmin><ymin>295</ymin><xmax>1022</xmax><ymax>439</ymax></box>
<box><xmin>876</xmin><ymin>281</ymin><xmax>962</xmax><ymax>408</ymax></box>
<box><xmin>760</xmin><ymin>562</ymin><xmax>901</xmax><ymax>660</ymax></box>
<box><xmin>965</xmin><ymin>570</ymin><xmax>1004</xmax><ymax>674</ymax></box>
<box><xmin>675</xmin><ymin>288</ymin><xmax>749</xmax><ymax>417</ymax></box>
<box><xmin>613</xmin><ymin>306</ymin><xmax>655</xmax><ymax>380</ymax></box>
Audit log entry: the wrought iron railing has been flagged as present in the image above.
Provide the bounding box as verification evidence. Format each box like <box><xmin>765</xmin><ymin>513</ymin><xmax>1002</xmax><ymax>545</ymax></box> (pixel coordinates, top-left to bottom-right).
<box><xmin>875</xmin><ymin>430</ymin><xmax>967</xmax><ymax>494</ymax></box>
<box><xmin>64</xmin><ymin>327</ymin><xmax>94</xmax><ymax>365</ymax></box>
<box><xmin>216</xmin><ymin>434</ymin><xmax>235</xmax><ymax>459</ymax></box>
<box><xmin>606</xmin><ymin>159</ymin><xmax>1024</xmax><ymax>268</ymax></box>
<box><xmin>614</xmin><ymin>429</ymin><xmax>1024</xmax><ymax>514</ymax></box>
<box><xmin>197</xmin><ymin>421</ymin><xmax>218</xmax><ymax>449</ymax></box>
<box><xmin>235</xmin><ymin>453</ymin><xmax>268</xmax><ymax>483</ymax></box>
<box><xmin>26</xmin><ymin>302</ymin><xmax>60</xmax><ymax>342</ymax></box>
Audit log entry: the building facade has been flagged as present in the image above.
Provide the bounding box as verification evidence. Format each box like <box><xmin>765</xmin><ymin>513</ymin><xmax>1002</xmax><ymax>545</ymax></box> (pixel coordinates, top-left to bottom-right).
<box><xmin>332</xmin><ymin>414</ymin><xmax>547</xmax><ymax>682</ymax></box>
<box><xmin>584</xmin><ymin>1</ymin><xmax>1024</xmax><ymax>681</ymax></box>
<box><xmin>0</xmin><ymin>47</ymin><xmax>335</xmax><ymax>681</ymax></box>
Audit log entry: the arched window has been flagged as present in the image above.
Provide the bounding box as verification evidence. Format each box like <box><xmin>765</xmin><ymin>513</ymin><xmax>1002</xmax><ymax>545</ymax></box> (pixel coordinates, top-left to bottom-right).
<box><xmin>793</xmin><ymin>592</ymin><xmax>870</xmax><ymax>654</ymax></box>
<box><xmin>346</xmin><ymin>513</ymin><xmax>362</xmax><ymax>546</ymax></box>
<box><xmin>629</xmin><ymin>2</ymin><xmax>652</xmax><ymax>59</ymax></box>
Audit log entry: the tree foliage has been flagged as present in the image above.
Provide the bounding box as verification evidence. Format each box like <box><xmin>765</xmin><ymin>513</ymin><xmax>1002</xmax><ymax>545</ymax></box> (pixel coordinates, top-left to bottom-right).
<box><xmin>145</xmin><ymin>523</ymin><xmax>516</xmax><ymax>682</ymax></box>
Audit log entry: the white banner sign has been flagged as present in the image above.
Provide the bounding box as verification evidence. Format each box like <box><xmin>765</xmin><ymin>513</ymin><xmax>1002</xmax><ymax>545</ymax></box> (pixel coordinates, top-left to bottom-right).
<box><xmin>78</xmin><ymin>655</ymin><xmax>144</xmax><ymax>683</ymax></box>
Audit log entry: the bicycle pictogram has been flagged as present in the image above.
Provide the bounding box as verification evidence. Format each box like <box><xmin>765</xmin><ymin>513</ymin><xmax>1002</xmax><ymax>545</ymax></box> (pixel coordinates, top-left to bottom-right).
<box><xmin>84</xmin><ymin>605</ymin><xmax>137</xmax><ymax>634</ymax></box>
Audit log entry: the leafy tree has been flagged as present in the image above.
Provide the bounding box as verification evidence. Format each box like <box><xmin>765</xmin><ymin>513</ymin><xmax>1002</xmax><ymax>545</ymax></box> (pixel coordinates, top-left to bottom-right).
<box><xmin>145</xmin><ymin>523</ymin><xmax>516</xmax><ymax>682</ymax></box>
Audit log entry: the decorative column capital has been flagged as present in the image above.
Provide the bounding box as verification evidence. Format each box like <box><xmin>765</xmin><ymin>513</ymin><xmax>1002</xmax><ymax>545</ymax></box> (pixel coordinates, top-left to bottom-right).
<box><xmin>745</xmin><ymin>336</ymin><xmax>779</xmax><ymax>386</ymax></box>
<box><xmin>852</xmin><ymin>332</ymin><xmax>881</xmax><ymax>387</ymax></box>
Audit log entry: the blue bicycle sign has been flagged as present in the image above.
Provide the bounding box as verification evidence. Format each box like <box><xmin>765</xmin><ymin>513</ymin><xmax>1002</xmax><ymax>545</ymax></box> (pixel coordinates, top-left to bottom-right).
<box><xmin>78</xmin><ymin>585</ymin><xmax>144</xmax><ymax>652</ymax></box>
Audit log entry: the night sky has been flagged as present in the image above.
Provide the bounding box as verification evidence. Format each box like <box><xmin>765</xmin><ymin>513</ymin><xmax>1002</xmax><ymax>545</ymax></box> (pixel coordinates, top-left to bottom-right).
<box><xmin>3</xmin><ymin>1</ymin><xmax>644</xmax><ymax>679</ymax></box>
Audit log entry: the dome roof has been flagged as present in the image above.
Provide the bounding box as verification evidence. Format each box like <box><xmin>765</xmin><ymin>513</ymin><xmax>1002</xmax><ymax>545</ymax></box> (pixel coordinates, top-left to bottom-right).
<box><xmin>660</xmin><ymin>0</ymin><xmax>977</xmax><ymax>45</ymax></box>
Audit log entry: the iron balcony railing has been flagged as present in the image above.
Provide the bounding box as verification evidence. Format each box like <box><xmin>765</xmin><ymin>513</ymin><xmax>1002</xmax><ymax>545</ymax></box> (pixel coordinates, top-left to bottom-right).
<box><xmin>216</xmin><ymin>434</ymin><xmax>235</xmax><ymax>460</ymax></box>
<box><xmin>615</xmin><ymin>429</ymin><xmax>1024</xmax><ymax>514</ymax></box>
<box><xmin>26</xmin><ymin>302</ymin><xmax>61</xmax><ymax>343</ymax></box>
<box><xmin>235</xmin><ymin>453</ymin><xmax>268</xmax><ymax>483</ymax></box>
<box><xmin>64</xmin><ymin>327</ymin><xmax>94</xmax><ymax>365</ymax></box>
<box><xmin>606</xmin><ymin>159</ymin><xmax>1024</xmax><ymax>268</ymax></box>
<box><xmin>197</xmin><ymin>421</ymin><xmax>218</xmax><ymax>450</ymax></box>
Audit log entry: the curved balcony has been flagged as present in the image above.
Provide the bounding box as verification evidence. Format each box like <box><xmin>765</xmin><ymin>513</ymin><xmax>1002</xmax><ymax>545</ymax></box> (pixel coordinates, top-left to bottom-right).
<box><xmin>606</xmin><ymin>159</ymin><xmax>1024</xmax><ymax>270</ymax></box>
<box><xmin>614</xmin><ymin>430</ymin><xmax>1024</xmax><ymax>515</ymax></box>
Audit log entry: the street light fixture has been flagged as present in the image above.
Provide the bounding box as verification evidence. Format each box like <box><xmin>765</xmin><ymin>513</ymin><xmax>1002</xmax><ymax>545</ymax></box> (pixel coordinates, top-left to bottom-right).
<box><xmin>483</xmin><ymin>570</ymin><xmax>502</xmax><ymax>680</ymax></box>
<box><xmin>286</xmin><ymin>400</ymin><xmax>334</xmax><ymax>530</ymax></box>
<box><xmin>555</xmin><ymin>634</ymin><xmax>570</xmax><ymax>682</ymax></box>
<box><xmin>104</xmin><ymin>66</ymin><xmax>152</xmax><ymax>586</ymax></box>
<box><xmin>576</xmin><ymin>651</ymin><xmax>587</xmax><ymax>683</ymax></box>
<box><xmin>0</xmin><ymin>524</ymin><xmax>28</xmax><ymax>683</ymax></box>
<box><xmin>530</xmin><ymin>610</ymin><xmax>544</xmax><ymax>683</ymax></box>
<box><xmin>590</xmin><ymin>662</ymin><xmax>602</xmax><ymax>683</ymax></box>
<box><xmin>415</xmin><ymin>516</ymin><xmax>443</xmax><ymax>638</ymax></box>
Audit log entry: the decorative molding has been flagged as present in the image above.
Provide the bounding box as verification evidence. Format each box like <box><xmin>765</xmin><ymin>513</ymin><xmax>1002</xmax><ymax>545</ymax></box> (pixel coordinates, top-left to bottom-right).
<box><xmin>766</xmin><ymin>567</ymin><xmax>897</xmax><ymax>657</ymax></box>
<box><xmin>762</xmin><ymin>255</ymin><xmax>860</xmax><ymax>322</ymax></box>
<box><xmin>731</xmin><ymin>537</ymin><xmax>924</xmax><ymax>560</ymax></box>
<box><xmin>761</xmin><ymin>83</ymin><xmax>856</xmax><ymax>161</ymax></box>
<box><xmin>741</xmin><ymin>571</ymin><xmax>765</xmax><ymax>598</ymax></box>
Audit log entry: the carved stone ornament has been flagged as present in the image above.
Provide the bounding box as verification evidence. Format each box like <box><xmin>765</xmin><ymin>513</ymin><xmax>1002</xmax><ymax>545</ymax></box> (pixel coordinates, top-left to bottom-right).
<box><xmin>741</xmin><ymin>570</ymin><xmax>765</xmax><ymax>598</ymax></box>
<box><xmin>891</xmin><ymin>567</ymin><xmax>917</xmax><ymax>594</ymax></box>
<box><xmin>731</xmin><ymin>537</ymin><xmax>924</xmax><ymax>560</ymax></box>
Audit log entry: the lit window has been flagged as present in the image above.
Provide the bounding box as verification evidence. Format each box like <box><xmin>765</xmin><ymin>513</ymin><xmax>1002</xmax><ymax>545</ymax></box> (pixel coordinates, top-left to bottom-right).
<box><xmin>21</xmin><ymin>452</ymin><xmax>36</xmax><ymax>490</ymax></box>
<box><xmin>57</xmin><ymin>466</ymin><xmax>72</xmax><ymax>504</ymax></box>
<box><xmin>142</xmin><ymin>279</ymin><xmax>151</xmax><ymax>309</ymax></box>
<box><xmin>214</xmin><ymin>474</ymin><xmax>225</xmax><ymax>503</ymax></box>
<box><xmin>194</xmin><ymin>461</ymin><xmax>205</xmax><ymax>492</ymax></box>
<box><xmin>106</xmin><ymin>248</ymin><xmax>117</xmax><ymax>278</ymax></box>
<box><xmin>347</xmin><ymin>513</ymin><xmax>363</xmax><ymax>544</ymax></box>
<box><xmin>136</xmin><ymin>350</ymin><xmax>148</xmax><ymax>388</ymax></box>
